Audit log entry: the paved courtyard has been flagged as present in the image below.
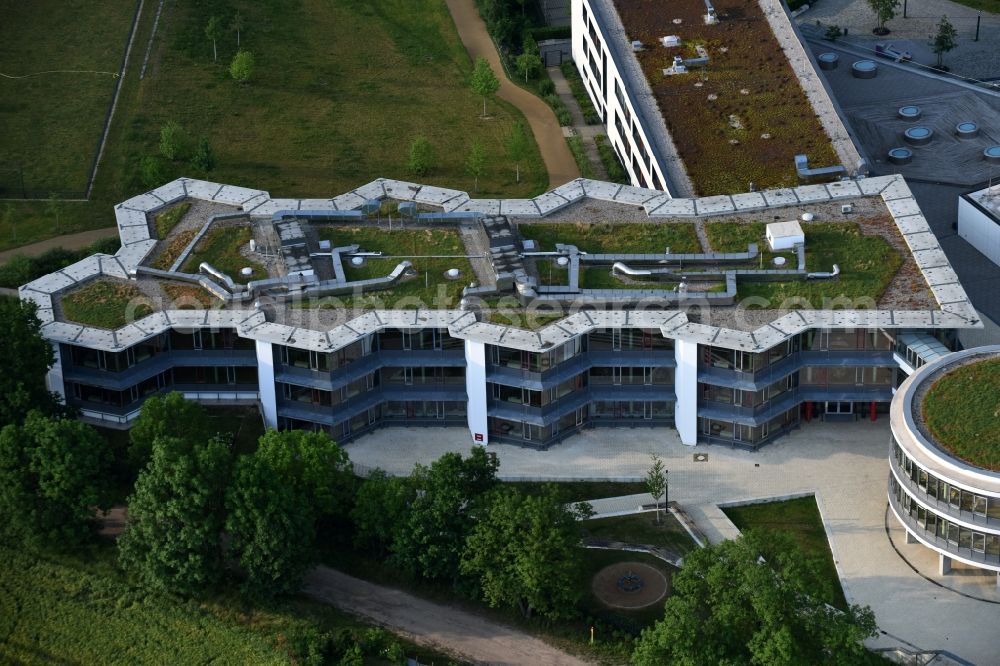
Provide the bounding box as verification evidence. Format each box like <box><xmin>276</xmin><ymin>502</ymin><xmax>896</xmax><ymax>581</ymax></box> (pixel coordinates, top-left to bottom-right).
<box><xmin>345</xmin><ymin>421</ymin><xmax>1000</xmax><ymax>663</ymax></box>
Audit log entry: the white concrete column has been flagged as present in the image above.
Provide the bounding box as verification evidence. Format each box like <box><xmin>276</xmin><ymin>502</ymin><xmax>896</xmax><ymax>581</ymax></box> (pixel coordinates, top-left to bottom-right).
<box><xmin>46</xmin><ymin>340</ymin><xmax>66</xmax><ymax>404</ymax></box>
<box><xmin>939</xmin><ymin>553</ymin><xmax>952</xmax><ymax>576</ymax></box>
<box><xmin>905</xmin><ymin>530</ymin><xmax>917</xmax><ymax>545</ymax></box>
<box><xmin>255</xmin><ymin>340</ymin><xmax>277</xmax><ymax>429</ymax></box>
<box><xmin>465</xmin><ymin>340</ymin><xmax>488</xmax><ymax>446</ymax></box>
<box><xmin>674</xmin><ymin>339</ymin><xmax>699</xmax><ymax>446</ymax></box>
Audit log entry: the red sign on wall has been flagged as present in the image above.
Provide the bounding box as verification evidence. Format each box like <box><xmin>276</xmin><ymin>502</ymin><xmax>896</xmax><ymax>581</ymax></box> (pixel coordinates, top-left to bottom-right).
<box><xmin>474</xmin><ymin>433</ymin><xmax>484</xmax><ymax>442</ymax></box>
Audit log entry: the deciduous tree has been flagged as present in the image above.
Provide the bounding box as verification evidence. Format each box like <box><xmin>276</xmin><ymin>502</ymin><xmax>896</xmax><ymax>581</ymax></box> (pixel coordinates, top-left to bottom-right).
<box><xmin>461</xmin><ymin>486</ymin><xmax>588</xmax><ymax>619</ymax></box>
<box><xmin>506</xmin><ymin>122</ymin><xmax>529</xmax><ymax>183</ymax></box>
<box><xmin>205</xmin><ymin>16</ymin><xmax>223</xmax><ymax>62</ymax></box>
<box><xmin>190</xmin><ymin>137</ymin><xmax>216</xmax><ymax>172</ymax></box>
<box><xmin>230</xmin><ymin>50</ymin><xmax>255</xmax><ymax>84</ymax></box>
<box><xmin>516</xmin><ymin>50</ymin><xmax>543</xmax><ymax>83</ymax></box>
<box><xmin>470</xmin><ymin>57</ymin><xmax>500</xmax><ymax>117</ymax></box>
<box><xmin>931</xmin><ymin>16</ymin><xmax>958</xmax><ymax>69</ymax></box>
<box><xmin>868</xmin><ymin>0</ymin><xmax>901</xmax><ymax>34</ymax></box>
<box><xmin>118</xmin><ymin>435</ymin><xmax>231</xmax><ymax>596</ymax></box>
<box><xmin>0</xmin><ymin>412</ymin><xmax>112</xmax><ymax>549</ymax></box>
<box><xmin>390</xmin><ymin>448</ymin><xmax>498</xmax><ymax>581</ymax></box>
<box><xmin>159</xmin><ymin>120</ymin><xmax>187</xmax><ymax>161</ymax></box>
<box><xmin>128</xmin><ymin>392</ymin><xmax>210</xmax><ymax>470</ymax></box>
<box><xmin>467</xmin><ymin>140</ymin><xmax>486</xmax><ymax>193</ymax></box>
<box><xmin>407</xmin><ymin>137</ymin><xmax>435</xmax><ymax>177</ymax></box>
<box><xmin>253</xmin><ymin>429</ymin><xmax>354</xmax><ymax>519</ymax></box>
<box><xmin>0</xmin><ymin>299</ymin><xmax>57</xmax><ymax>427</ymax></box>
<box><xmin>645</xmin><ymin>454</ymin><xmax>667</xmax><ymax>524</ymax></box>
<box><xmin>632</xmin><ymin>531</ymin><xmax>878</xmax><ymax>666</ymax></box>
<box><xmin>231</xmin><ymin>11</ymin><xmax>245</xmax><ymax>48</ymax></box>
<box><xmin>351</xmin><ymin>469</ymin><xmax>415</xmax><ymax>556</ymax></box>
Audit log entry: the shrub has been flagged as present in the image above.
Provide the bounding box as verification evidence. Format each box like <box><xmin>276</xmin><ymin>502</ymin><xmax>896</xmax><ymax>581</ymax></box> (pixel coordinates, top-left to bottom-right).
<box><xmin>538</xmin><ymin>78</ymin><xmax>555</xmax><ymax>96</ymax></box>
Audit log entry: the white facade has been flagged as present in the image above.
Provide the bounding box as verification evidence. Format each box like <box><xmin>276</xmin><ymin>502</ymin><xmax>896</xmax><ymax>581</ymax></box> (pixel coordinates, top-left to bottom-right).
<box><xmin>572</xmin><ymin>0</ymin><xmax>673</xmax><ymax>192</ymax></box>
<box><xmin>465</xmin><ymin>339</ymin><xmax>489</xmax><ymax>446</ymax></box>
<box><xmin>958</xmin><ymin>188</ymin><xmax>1000</xmax><ymax>267</ymax></box>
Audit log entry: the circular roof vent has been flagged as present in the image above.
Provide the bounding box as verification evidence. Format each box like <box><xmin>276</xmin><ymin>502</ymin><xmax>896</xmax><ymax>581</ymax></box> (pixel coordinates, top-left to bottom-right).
<box><xmin>903</xmin><ymin>126</ymin><xmax>933</xmax><ymax>146</ymax></box>
<box><xmin>956</xmin><ymin>122</ymin><xmax>980</xmax><ymax>138</ymax></box>
<box><xmin>897</xmin><ymin>105</ymin><xmax>921</xmax><ymax>120</ymax></box>
<box><xmin>888</xmin><ymin>147</ymin><xmax>913</xmax><ymax>165</ymax></box>
<box><xmin>985</xmin><ymin>146</ymin><xmax>1000</xmax><ymax>164</ymax></box>
<box><xmin>818</xmin><ymin>53</ymin><xmax>839</xmax><ymax>70</ymax></box>
<box><xmin>852</xmin><ymin>60</ymin><xmax>877</xmax><ymax>79</ymax></box>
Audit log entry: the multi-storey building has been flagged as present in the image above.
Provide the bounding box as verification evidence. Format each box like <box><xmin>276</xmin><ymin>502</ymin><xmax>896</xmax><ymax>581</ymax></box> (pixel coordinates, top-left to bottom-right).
<box><xmin>22</xmin><ymin>175</ymin><xmax>978</xmax><ymax>450</ymax></box>
<box><xmin>889</xmin><ymin>345</ymin><xmax>1000</xmax><ymax>585</ymax></box>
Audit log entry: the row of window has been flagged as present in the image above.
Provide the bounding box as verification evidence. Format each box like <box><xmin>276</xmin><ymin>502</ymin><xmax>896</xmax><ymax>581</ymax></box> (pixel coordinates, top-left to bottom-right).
<box><xmin>280</xmin><ymin>400</ymin><xmax>468</xmax><ymax>442</ymax></box>
<box><xmin>892</xmin><ymin>477</ymin><xmax>1000</xmax><ymax>561</ymax></box>
<box><xmin>279</xmin><ymin>328</ymin><xmax>462</xmax><ymax>373</ymax></box>
<box><xmin>699</xmin><ymin>408</ymin><xmax>800</xmax><ymax>445</ymax></box>
<box><xmin>488</xmin><ymin>400</ymin><xmax>674</xmax><ymax>444</ymax></box>
<box><xmin>69</xmin><ymin>365</ymin><xmax>258</xmax><ymax>407</ymax></box>
<box><xmin>702</xmin><ymin>330</ymin><xmax>896</xmax><ymax>374</ymax></box>
<box><xmin>67</xmin><ymin>329</ymin><xmax>254</xmax><ymax>372</ymax></box>
<box><xmin>893</xmin><ymin>441</ymin><xmax>1000</xmax><ymax>520</ymax></box>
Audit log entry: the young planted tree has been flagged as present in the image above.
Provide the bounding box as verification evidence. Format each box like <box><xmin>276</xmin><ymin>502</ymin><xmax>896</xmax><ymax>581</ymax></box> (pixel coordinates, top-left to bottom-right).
<box><xmin>191</xmin><ymin>137</ymin><xmax>216</xmax><ymax>172</ymax></box>
<box><xmin>470</xmin><ymin>57</ymin><xmax>500</xmax><ymax>117</ymax></box>
<box><xmin>0</xmin><ymin>299</ymin><xmax>57</xmax><ymax>427</ymax></box>
<box><xmin>931</xmin><ymin>16</ymin><xmax>958</xmax><ymax>69</ymax></box>
<box><xmin>505</xmin><ymin>122</ymin><xmax>528</xmax><ymax>183</ymax></box>
<box><xmin>645</xmin><ymin>454</ymin><xmax>668</xmax><ymax>524</ymax></box>
<box><xmin>45</xmin><ymin>192</ymin><xmax>62</xmax><ymax>233</ymax></box>
<box><xmin>516</xmin><ymin>50</ymin><xmax>543</xmax><ymax>83</ymax></box>
<box><xmin>407</xmin><ymin>136</ymin><xmax>436</xmax><ymax>177</ymax></box>
<box><xmin>0</xmin><ymin>412</ymin><xmax>112</xmax><ymax>549</ymax></box>
<box><xmin>140</xmin><ymin>155</ymin><xmax>165</xmax><ymax>189</ymax></box>
<box><xmin>461</xmin><ymin>487</ymin><xmax>590</xmax><ymax>619</ymax></box>
<box><xmin>118</xmin><ymin>434</ymin><xmax>232</xmax><ymax>596</ymax></box>
<box><xmin>230</xmin><ymin>50</ymin><xmax>255</xmax><ymax>84</ymax></box>
<box><xmin>632</xmin><ymin>531</ymin><xmax>878</xmax><ymax>665</ymax></box>
<box><xmin>159</xmin><ymin>120</ymin><xmax>187</xmax><ymax>161</ymax></box>
<box><xmin>467</xmin><ymin>140</ymin><xmax>487</xmax><ymax>192</ymax></box>
<box><xmin>868</xmin><ymin>0</ymin><xmax>901</xmax><ymax>35</ymax></box>
<box><xmin>231</xmin><ymin>11</ymin><xmax>245</xmax><ymax>48</ymax></box>
<box><xmin>205</xmin><ymin>16</ymin><xmax>223</xmax><ymax>62</ymax></box>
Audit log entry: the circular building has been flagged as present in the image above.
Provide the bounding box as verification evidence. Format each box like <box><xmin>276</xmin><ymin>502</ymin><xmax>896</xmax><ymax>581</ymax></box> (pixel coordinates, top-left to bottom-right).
<box><xmin>889</xmin><ymin>346</ymin><xmax>1000</xmax><ymax>585</ymax></box>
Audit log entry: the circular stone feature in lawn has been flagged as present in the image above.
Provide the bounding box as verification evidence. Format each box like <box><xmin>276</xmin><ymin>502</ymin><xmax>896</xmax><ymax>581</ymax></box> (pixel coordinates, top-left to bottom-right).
<box><xmin>922</xmin><ymin>356</ymin><xmax>1000</xmax><ymax>471</ymax></box>
<box><xmin>887</xmin><ymin>147</ymin><xmax>913</xmax><ymax>165</ymax></box>
<box><xmin>897</xmin><ymin>105</ymin><xmax>921</xmax><ymax>120</ymax></box>
<box><xmin>592</xmin><ymin>561</ymin><xmax>669</xmax><ymax>610</ymax></box>
<box><xmin>851</xmin><ymin>60</ymin><xmax>877</xmax><ymax>78</ymax></box>
<box><xmin>903</xmin><ymin>126</ymin><xmax>933</xmax><ymax>146</ymax></box>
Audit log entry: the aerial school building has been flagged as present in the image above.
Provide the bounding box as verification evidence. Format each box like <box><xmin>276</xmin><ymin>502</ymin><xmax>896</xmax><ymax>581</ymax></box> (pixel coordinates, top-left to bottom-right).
<box><xmin>20</xmin><ymin>174</ymin><xmax>978</xmax><ymax>450</ymax></box>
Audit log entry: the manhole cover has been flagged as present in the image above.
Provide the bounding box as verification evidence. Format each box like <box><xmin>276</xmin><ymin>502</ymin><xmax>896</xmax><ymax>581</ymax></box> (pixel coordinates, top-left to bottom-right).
<box><xmin>694</xmin><ymin>453</ymin><xmax>709</xmax><ymax>462</ymax></box>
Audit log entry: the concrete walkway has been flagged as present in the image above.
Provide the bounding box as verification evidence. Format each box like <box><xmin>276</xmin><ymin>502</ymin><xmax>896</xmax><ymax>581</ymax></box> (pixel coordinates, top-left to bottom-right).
<box><xmin>0</xmin><ymin>227</ymin><xmax>119</xmax><ymax>264</ymax></box>
<box><xmin>445</xmin><ymin>0</ymin><xmax>579</xmax><ymax>188</ymax></box>
<box><xmin>345</xmin><ymin>422</ymin><xmax>1000</xmax><ymax>664</ymax></box>
<box><xmin>547</xmin><ymin>65</ymin><xmax>608</xmax><ymax>180</ymax></box>
<box><xmin>304</xmin><ymin>566</ymin><xmax>591</xmax><ymax>666</ymax></box>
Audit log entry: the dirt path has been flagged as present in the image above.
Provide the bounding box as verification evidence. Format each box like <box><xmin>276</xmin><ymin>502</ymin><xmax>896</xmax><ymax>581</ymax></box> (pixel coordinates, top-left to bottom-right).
<box><xmin>444</xmin><ymin>0</ymin><xmax>579</xmax><ymax>189</ymax></box>
<box><xmin>0</xmin><ymin>227</ymin><xmax>120</xmax><ymax>264</ymax></box>
<box><xmin>303</xmin><ymin>566</ymin><xmax>592</xmax><ymax>666</ymax></box>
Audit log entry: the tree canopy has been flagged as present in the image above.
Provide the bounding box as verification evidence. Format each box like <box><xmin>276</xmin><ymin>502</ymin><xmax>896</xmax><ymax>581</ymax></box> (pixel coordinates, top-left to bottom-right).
<box><xmin>118</xmin><ymin>435</ymin><xmax>231</xmax><ymax>596</ymax></box>
<box><xmin>0</xmin><ymin>412</ymin><xmax>112</xmax><ymax>549</ymax></box>
<box><xmin>505</xmin><ymin>122</ymin><xmax>529</xmax><ymax>183</ymax></box>
<box><xmin>351</xmin><ymin>469</ymin><xmax>415</xmax><ymax>556</ymax></box>
<box><xmin>128</xmin><ymin>392</ymin><xmax>211</xmax><ymax>469</ymax></box>
<box><xmin>461</xmin><ymin>486</ymin><xmax>588</xmax><ymax>619</ymax></box>
<box><xmin>632</xmin><ymin>530</ymin><xmax>878</xmax><ymax>666</ymax></box>
<box><xmin>0</xmin><ymin>299</ymin><xmax>57</xmax><ymax>427</ymax></box>
<box><xmin>390</xmin><ymin>447</ymin><xmax>498</xmax><ymax>581</ymax></box>
<box><xmin>230</xmin><ymin>50</ymin><xmax>255</xmax><ymax>84</ymax></box>
<box><xmin>931</xmin><ymin>16</ymin><xmax>958</xmax><ymax>68</ymax></box>
<box><xmin>868</xmin><ymin>0</ymin><xmax>901</xmax><ymax>33</ymax></box>
<box><xmin>253</xmin><ymin>429</ymin><xmax>354</xmax><ymax>518</ymax></box>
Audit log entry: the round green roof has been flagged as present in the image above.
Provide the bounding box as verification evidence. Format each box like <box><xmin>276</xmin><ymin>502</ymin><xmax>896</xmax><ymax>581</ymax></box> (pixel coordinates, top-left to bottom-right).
<box><xmin>922</xmin><ymin>357</ymin><xmax>1000</xmax><ymax>471</ymax></box>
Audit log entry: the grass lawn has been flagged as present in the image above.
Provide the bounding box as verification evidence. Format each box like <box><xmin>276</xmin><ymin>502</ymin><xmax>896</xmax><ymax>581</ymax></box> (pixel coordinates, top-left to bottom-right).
<box><xmin>705</xmin><ymin>221</ymin><xmax>901</xmax><ymax>307</ymax></box>
<box><xmin>522</xmin><ymin>222</ymin><xmax>701</xmax><ymax>254</ymax></box>
<box><xmin>577</xmin><ymin>548</ymin><xmax>675</xmax><ymax>634</ymax></box>
<box><xmin>947</xmin><ymin>0</ymin><xmax>1000</xmax><ymax>11</ymax></box>
<box><xmin>181</xmin><ymin>226</ymin><xmax>265</xmax><ymax>283</ymax></box>
<box><xmin>0</xmin><ymin>0</ymin><xmax>546</xmax><ymax>253</ymax></box>
<box><xmin>0</xmin><ymin>0</ymin><xmax>137</xmax><ymax>197</ymax></box>
<box><xmin>61</xmin><ymin>279</ymin><xmax>153</xmax><ymax>329</ymax></box>
<box><xmin>154</xmin><ymin>201</ymin><xmax>192</xmax><ymax>239</ymax></box>
<box><xmin>581</xmin><ymin>512</ymin><xmax>698</xmax><ymax>557</ymax></box>
<box><xmin>508</xmin><ymin>480</ymin><xmax>649</xmax><ymax>503</ymax></box>
<box><xmin>922</xmin><ymin>357</ymin><xmax>1000</xmax><ymax>471</ymax></box>
<box><xmin>162</xmin><ymin>282</ymin><xmax>222</xmax><ymax>309</ymax></box>
<box><xmin>0</xmin><ymin>544</ymin><xmax>448</xmax><ymax>665</ymax></box>
<box><xmin>315</xmin><ymin>226</ymin><xmax>474</xmax><ymax>308</ymax></box>
<box><xmin>721</xmin><ymin>496</ymin><xmax>848</xmax><ymax>610</ymax></box>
